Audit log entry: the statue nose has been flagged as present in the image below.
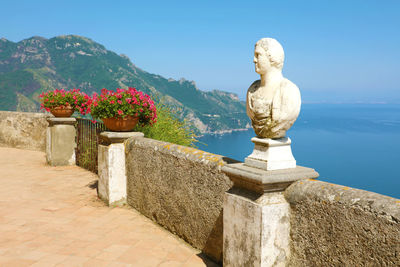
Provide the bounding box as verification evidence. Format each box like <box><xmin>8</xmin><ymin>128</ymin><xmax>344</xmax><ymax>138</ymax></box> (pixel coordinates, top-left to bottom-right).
<box><xmin>253</xmin><ymin>57</ymin><xmax>257</xmax><ymax>63</ymax></box>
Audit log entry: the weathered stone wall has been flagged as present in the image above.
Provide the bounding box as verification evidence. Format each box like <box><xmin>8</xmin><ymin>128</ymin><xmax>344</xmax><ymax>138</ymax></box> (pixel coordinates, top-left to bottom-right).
<box><xmin>0</xmin><ymin>111</ymin><xmax>50</xmax><ymax>151</ymax></box>
<box><xmin>125</xmin><ymin>136</ymin><xmax>399</xmax><ymax>265</ymax></box>
<box><xmin>285</xmin><ymin>179</ymin><xmax>400</xmax><ymax>266</ymax></box>
<box><xmin>125</xmin><ymin>137</ymin><xmax>233</xmax><ymax>263</ymax></box>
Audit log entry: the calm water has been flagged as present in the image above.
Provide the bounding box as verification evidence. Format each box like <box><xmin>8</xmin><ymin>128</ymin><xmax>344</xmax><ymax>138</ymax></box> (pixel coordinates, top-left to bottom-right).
<box><xmin>198</xmin><ymin>104</ymin><xmax>400</xmax><ymax>198</ymax></box>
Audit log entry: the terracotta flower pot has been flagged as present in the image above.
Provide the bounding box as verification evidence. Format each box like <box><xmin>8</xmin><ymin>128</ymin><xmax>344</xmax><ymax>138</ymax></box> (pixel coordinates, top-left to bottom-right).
<box><xmin>102</xmin><ymin>116</ymin><xmax>139</xmax><ymax>132</ymax></box>
<box><xmin>50</xmin><ymin>106</ymin><xmax>74</xmax><ymax>117</ymax></box>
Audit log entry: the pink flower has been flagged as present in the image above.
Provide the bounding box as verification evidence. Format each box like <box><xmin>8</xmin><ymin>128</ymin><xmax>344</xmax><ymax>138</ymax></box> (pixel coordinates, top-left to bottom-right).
<box><xmin>117</xmin><ymin>100</ymin><xmax>122</xmax><ymax>104</ymax></box>
<box><xmin>110</xmin><ymin>100</ymin><xmax>115</xmax><ymax>104</ymax></box>
<box><xmin>117</xmin><ymin>110</ymin><xmax>123</xmax><ymax>115</ymax></box>
<box><xmin>126</xmin><ymin>98</ymin><xmax>131</xmax><ymax>104</ymax></box>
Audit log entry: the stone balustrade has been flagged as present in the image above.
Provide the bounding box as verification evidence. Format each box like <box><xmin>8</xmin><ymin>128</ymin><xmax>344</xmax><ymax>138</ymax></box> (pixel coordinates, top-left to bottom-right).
<box><xmin>1</xmin><ymin>110</ymin><xmax>399</xmax><ymax>266</ymax></box>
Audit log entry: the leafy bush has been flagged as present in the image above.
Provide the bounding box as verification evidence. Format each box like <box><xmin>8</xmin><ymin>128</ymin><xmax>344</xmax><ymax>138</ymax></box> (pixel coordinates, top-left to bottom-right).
<box><xmin>134</xmin><ymin>101</ymin><xmax>197</xmax><ymax>147</ymax></box>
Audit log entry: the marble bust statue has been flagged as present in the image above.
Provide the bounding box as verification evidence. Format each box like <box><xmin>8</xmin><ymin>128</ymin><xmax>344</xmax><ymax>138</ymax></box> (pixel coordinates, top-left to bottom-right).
<box><xmin>246</xmin><ymin>38</ymin><xmax>301</xmax><ymax>139</ymax></box>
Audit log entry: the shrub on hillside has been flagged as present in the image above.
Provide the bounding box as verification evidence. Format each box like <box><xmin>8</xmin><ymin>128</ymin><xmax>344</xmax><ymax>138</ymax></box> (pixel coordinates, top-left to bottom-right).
<box><xmin>134</xmin><ymin>101</ymin><xmax>197</xmax><ymax>148</ymax></box>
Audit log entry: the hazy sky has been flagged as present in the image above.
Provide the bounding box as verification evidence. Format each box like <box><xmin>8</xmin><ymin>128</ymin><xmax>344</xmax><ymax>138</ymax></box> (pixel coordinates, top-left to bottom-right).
<box><xmin>1</xmin><ymin>0</ymin><xmax>399</xmax><ymax>102</ymax></box>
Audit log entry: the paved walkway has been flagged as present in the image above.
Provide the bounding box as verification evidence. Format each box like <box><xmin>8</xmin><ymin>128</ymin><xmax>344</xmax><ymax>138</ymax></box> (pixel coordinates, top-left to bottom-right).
<box><xmin>0</xmin><ymin>147</ymin><xmax>216</xmax><ymax>267</ymax></box>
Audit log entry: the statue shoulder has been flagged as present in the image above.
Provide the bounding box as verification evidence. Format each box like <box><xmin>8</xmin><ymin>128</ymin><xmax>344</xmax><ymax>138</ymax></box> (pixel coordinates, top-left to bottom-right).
<box><xmin>247</xmin><ymin>80</ymin><xmax>261</xmax><ymax>94</ymax></box>
<box><xmin>281</xmin><ymin>78</ymin><xmax>300</xmax><ymax>95</ymax></box>
<box><xmin>276</xmin><ymin>78</ymin><xmax>301</xmax><ymax>117</ymax></box>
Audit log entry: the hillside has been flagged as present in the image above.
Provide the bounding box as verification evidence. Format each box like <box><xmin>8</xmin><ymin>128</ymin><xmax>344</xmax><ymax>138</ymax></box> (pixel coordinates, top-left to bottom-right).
<box><xmin>0</xmin><ymin>35</ymin><xmax>250</xmax><ymax>134</ymax></box>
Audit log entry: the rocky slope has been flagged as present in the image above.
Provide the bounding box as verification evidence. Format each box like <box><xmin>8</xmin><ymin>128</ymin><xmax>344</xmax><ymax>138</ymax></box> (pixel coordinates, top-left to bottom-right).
<box><xmin>0</xmin><ymin>35</ymin><xmax>250</xmax><ymax>134</ymax></box>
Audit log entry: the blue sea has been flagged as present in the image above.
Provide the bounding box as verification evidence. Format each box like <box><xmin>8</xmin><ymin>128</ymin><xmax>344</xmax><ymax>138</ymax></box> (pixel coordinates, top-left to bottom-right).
<box><xmin>197</xmin><ymin>104</ymin><xmax>400</xmax><ymax>199</ymax></box>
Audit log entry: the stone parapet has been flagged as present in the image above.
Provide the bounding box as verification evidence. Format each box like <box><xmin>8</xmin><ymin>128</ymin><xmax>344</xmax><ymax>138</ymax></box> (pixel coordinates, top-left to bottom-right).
<box><xmin>125</xmin><ymin>137</ymin><xmax>233</xmax><ymax>263</ymax></box>
<box><xmin>0</xmin><ymin>111</ymin><xmax>50</xmax><ymax>151</ymax></box>
<box><xmin>285</xmin><ymin>179</ymin><xmax>400</xmax><ymax>266</ymax></box>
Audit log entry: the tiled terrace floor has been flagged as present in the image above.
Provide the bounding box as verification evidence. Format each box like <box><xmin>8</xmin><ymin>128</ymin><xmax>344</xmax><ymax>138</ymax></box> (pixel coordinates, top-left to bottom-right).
<box><xmin>0</xmin><ymin>147</ymin><xmax>217</xmax><ymax>267</ymax></box>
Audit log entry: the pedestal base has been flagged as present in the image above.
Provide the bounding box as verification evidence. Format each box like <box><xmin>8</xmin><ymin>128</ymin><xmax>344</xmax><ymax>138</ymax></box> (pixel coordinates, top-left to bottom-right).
<box><xmin>46</xmin><ymin>118</ymin><xmax>76</xmax><ymax>166</ymax></box>
<box><xmin>224</xmin><ymin>190</ymin><xmax>290</xmax><ymax>267</ymax></box>
<box><xmin>98</xmin><ymin>131</ymin><xmax>144</xmax><ymax>206</ymax></box>
<box><xmin>222</xmin><ymin>163</ymin><xmax>319</xmax><ymax>266</ymax></box>
<box><xmin>245</xmin><ymin>137</ymin><xmax>296</xmax><ymax>171</ymax></box>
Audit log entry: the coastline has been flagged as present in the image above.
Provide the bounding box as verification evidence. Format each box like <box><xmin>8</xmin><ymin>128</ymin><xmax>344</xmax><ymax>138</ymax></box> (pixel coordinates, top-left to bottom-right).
<box><xmin>197</xmin><ymin>127</ymin><xmax>252</xmax><ymax>138</ymax></box>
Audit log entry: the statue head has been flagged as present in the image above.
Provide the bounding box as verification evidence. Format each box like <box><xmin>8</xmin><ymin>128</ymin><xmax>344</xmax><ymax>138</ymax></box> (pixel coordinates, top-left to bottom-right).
<box><xmin>254</xmin><ymin>38</ymin><xmax>285</xmax><ymax>74</ymax></box>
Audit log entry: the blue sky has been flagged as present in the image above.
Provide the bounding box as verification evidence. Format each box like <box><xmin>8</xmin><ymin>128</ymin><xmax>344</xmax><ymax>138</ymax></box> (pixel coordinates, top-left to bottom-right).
<box><xmin>1</xmin><ymin>0</ymin><xmax>399</xmax><ymax>102</ymax></box>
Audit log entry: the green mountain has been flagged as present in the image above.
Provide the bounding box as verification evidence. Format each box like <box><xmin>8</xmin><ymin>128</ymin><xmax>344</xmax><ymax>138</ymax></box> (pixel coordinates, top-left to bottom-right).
<box><xmin>0</xmin><ymin>35</ymin><xmax>250</xmax><ymax>133</ymax></box>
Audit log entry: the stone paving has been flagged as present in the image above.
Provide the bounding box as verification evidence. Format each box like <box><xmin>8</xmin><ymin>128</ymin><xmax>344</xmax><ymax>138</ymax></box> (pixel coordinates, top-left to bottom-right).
<box><xmin>0</xmin><ymin>147</ymin><xmax>217</xmax><ymax>267</ymax></box>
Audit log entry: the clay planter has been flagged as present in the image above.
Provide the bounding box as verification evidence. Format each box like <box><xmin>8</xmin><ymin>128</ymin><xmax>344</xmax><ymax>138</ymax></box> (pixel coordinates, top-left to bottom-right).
<box><xmin>50</xmin><ymin>106</ymin><xmax>74</xmax><ymax>117</ymax></box>
<box><xmin>102</xmin><ymin>116</ymin><xmax>139</xmax><ymax>132</ymax></box>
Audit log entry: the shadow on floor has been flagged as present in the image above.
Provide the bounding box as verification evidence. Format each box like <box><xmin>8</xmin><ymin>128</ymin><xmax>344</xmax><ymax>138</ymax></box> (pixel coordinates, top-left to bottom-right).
<box><xmin>196</xmin><ymin>253</ymin><xmax>221</xmax><ymax>267</ymax></box>
<box><xmin>87</xmin><ymin>180</ymin><xmax>98</xmax><ymax>195</ymax></box>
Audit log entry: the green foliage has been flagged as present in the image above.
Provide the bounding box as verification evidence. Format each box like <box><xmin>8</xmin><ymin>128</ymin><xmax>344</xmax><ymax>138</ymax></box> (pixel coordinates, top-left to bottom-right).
<box><xmin>77</xmin><ymin>139</ymin><xmax>97</xmax><ymax>171</ymax></box>
<box><xmin>134</xmin><ymin>101</ymin><xmax>198</xmax><ymax>147</ymax></box>
<box><xmin>0</xmin><ymin>70</ymin><xmax>40</xmax><ymax>110</ymax></box>
<box><xmin>0</xmin><ymin>35</ymin><xmax>250</xmax><ymax>133</ymax></box>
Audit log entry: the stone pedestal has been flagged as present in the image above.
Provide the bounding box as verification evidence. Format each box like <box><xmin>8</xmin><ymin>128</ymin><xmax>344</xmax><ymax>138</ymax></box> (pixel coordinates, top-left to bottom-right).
<box><xmin>46</xmin><ymin>118</ymin><xmax>76</xmax><ymax>166</ymax></box>
<box><xmin>222</xmin><ymin>163</ymin><xmax>318</xmax><ymax>267</ymax></box>
<box><xmin>98</xmin><ymin>131</ymin><xmax>144</xmax><ymax>206</ymax></box>
<box><xmin>245</xmin><ymin>137</ymin><xmax>296</xmax><ymax>171</ymax></box>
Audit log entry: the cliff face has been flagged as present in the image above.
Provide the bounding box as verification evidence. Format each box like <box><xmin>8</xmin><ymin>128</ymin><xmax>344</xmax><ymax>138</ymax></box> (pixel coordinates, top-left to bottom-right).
<box><xmin>0</xmin><ymin>35</ymin><xmax>250</xmax><ymax>133</ymax></box>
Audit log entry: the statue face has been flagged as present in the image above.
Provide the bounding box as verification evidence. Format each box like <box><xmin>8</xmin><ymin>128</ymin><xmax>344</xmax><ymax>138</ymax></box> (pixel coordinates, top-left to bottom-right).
<box><xmin>253</xmin><ymin>45</ymin><xmax>271</xmax><ymax>75</ymax></box>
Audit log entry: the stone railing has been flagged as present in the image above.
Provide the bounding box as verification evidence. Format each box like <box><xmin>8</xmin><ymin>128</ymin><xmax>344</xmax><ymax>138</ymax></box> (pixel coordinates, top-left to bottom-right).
<box><xmin>124</xmin><ymin>137</ymin><xmax>233</xmax><ymax>262</ymax></box>
<box><xmin>285</xmin><ymin>179</ymin><xmax>399</xmax><ymax>266</ymax></box>
<box><xmin>118</xmin><ymin>135</ymin><xmax>398</xmax><ymax>265</ymax></box>
<box><xmin>0</xmin><ymin>111</ymin><xmax>50</xmax><ymax>151</ymax></box>
<box><xmin>1</xmin><ymin>111</ymin><xmax>399</xmax><ymax>266</ymax></box>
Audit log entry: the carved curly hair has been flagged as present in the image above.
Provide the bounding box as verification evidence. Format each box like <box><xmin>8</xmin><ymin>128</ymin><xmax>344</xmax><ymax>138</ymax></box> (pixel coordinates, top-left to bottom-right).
<box><xmin>255</xmin><ymin>38</ymin><xmax>285</xmax><ymax>70</ymax></box>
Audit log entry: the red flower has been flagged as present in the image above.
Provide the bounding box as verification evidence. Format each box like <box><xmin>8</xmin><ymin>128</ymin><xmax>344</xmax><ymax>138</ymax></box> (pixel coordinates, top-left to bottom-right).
<box><xmin>117</xmin><ymin>110</ymin><xmax>123</xmax><ymax>115</ymax></box>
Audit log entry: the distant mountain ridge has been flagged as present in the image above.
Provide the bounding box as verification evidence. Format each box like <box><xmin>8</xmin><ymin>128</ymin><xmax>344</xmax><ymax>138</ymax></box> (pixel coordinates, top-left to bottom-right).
<box><xmin>0</xmin><ymin>35</ymin><xmax>250</xmax><ymax>133</ymax></box>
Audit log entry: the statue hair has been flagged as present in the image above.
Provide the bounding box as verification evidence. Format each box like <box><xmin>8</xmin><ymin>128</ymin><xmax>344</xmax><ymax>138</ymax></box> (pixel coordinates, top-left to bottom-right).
<box><xmin>256</xmin><ymin>38</ymin><xmax>285</xmax><ymax>70</ymax></box>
